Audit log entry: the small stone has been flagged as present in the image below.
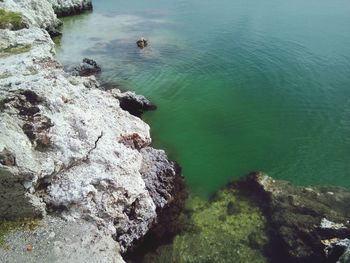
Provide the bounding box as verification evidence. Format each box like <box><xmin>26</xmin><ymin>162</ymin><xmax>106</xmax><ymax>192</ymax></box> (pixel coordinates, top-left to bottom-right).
<box><xmin>26</xmin><ymin>245</ymin><xmax>33</xmax><ymax>251</ymax></box>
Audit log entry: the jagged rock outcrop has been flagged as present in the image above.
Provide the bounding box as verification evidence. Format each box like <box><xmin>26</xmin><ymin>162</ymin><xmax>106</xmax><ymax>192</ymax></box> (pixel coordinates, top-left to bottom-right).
<box><xmin>110</xmin><ymin>89</ymin><xmax>157</xmax><ymax>117</ymax></box>
<box><xmin>0</xmin><ymin>0</ymin><xmax>186</xmax><ymax>261</ymax></box>
<box><xmin>48</xmin><ymin>0</ymin><xmax>92</xmax><ymax>17</ymax></box>
<box><xmin>0</xmin><ymin>0</ymin><xmax>60</xmax><ymax>29</ymax></box>
<box><xmin>71</xmin><ymin>58</ymin><xmax>101</xmax><ymax>76</ymax></box>
<box><xmin>240</xmin><ymin>172</ymin><xmax>350</xmax><ymax>263</ymax></box>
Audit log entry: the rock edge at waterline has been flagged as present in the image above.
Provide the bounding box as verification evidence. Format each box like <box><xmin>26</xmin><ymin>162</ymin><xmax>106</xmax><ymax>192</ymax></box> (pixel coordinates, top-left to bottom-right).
<box><xmin>239</xmin><ymin>172</ymin><xmax>350</xmax><ymax>263</ymax></box>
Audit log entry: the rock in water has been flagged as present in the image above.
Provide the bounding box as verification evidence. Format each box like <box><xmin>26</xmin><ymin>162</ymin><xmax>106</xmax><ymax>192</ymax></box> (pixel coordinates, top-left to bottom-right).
<box><xmin>72</xmin><ymin>58</ymin><xmax>101</xmax><ymax>76</ymax></box>
<box><xmin>240</xmin><ymin>172</ymin><xmax>350</xmax><ymax>263</ymax></box>
<box><xmin>136</xmin><ymin>37</ymin><xmax>148</xmax><ymax>49</ymax></box>
<box><xmin>109</xmin><ymin>89</ymin><xmax>157</xmax><ymax>117</ymax></box>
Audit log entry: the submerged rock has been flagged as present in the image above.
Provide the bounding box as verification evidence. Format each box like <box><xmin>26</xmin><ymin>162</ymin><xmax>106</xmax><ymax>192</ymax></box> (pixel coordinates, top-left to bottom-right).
<box><xmin>240</xmin><ymin>172</ymin><xmax>350</xmax><ymax>263</ymax></box>
<box><xmin>46</xmin><ymin>28</ymin><xmax>62</xmax><ymax>38</ymax></box>
<box><xmin>139</xmin><ymin>186</ymin><xmax>269</xmax><ymax>263</ymax></box>
<box><xmin>72</xmin><ymin>58</ymin><xmax>101</xmax><ymax>76</ymax></box>
<box><xmin>136</xmin><ymin>37</ymin><xmax>148</xmax><ymax>49</ymax></box>
<box><xmin>110</xmin><ymin>89</ymin><xmax>157</xmax><ymax>117</ymax></box>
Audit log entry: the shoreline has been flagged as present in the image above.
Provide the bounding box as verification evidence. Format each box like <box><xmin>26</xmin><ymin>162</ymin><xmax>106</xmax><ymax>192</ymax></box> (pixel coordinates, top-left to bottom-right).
<box><xmin>0</xmin><ymin>0</ymin><xmax>186</xmax><ymax>262</ymax></box>
<box><xmin>1</xmin><ymin>1</ymin><xmax>350</xmax><ymax>263</ymax></box>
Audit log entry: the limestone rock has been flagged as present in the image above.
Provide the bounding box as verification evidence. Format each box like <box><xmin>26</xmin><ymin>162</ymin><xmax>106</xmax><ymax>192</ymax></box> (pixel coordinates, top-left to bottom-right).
<box><xmin>0</xmin><ymin>216</ymin><xmax>125</xmax><ymax>263</ymax></box>
<box><xmin>0</xmin><ymin>0</ymin><xmax>186</xmax><ymax>260</ymax></box>
<box><xmin>48</xmin><ymin>0</ymin><xmax>92</xmax><ymax>17</ymax></box>
<box><xmin>0</xmin><ymin>0</ymin><xmax>60</xmax><ymax>29</ymax></box>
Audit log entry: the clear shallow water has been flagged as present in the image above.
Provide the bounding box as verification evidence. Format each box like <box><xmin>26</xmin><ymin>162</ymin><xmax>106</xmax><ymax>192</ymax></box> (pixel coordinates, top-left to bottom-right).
<box><xmin>56</xmin><ymin>0</ymin><xmax>350</xmax><ymax>197</ymax></box>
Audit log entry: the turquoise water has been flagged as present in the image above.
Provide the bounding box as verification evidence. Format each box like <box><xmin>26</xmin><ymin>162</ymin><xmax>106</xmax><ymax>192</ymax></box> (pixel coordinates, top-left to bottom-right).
<box><xmin>56</xmin><ymin>0</ymin><xmax>350</xmax><ymax>197</ymax></box>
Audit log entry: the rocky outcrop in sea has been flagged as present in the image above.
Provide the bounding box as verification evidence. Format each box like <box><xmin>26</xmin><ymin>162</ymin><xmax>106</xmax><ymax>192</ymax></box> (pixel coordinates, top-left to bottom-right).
<box><xmin>0</xmin><ymin>0</ymin><xmax>186</xmax><ymax>262</ymax></box>
<box><xmin>240</xmin><ymin>172</ymin><xmax>350</xmax><ymax>263</ymax></box>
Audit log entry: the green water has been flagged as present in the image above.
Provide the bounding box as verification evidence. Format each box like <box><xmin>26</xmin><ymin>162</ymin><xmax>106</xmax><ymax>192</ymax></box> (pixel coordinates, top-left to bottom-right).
<box><xmin>56</xmin><ymin>0</ymin><xmax>350</xmax><ymax>197</ymax></box>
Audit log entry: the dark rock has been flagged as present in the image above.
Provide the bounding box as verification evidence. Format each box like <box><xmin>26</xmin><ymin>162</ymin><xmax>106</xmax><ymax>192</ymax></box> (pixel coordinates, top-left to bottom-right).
<box><xmin>136</xmin><ymin>37</ymin><xmax>148</xmax><ymax>49</ymax></box>
<box><xmin>0</xmin><ymin>148</ymin><xmax>16</xmax><ymax>166</ymax></box>
<box><xmin>1</xmin><ymin>90</ymin><xmax>53</xmax><ymax>150</ymax></box>
<box><xmin>140</xmin><ymin>147</ymin><xmax>186</xmax><ymax>210</ymax></box>
<box><xmin>47</xmin><ymin>28</ymin><xmax>62</xmax><ymax>38</ymax></box>
<box><xmin>238</xmin><ymin>172</ymin><xmax>350</xmax><ymax>263</ymax></box>
<box><xmin>72</xmin><ymin>58</ymin><xmax>101</xmax><ymax>77</ymax></box>
<box><xmin>227</xmin><ymin>201</ymin><xmax>241</xmax><ymax>215</ymax></box>
<box><xmin>19</xmin><ymin>90</ymin><xmax>42</xmax><ymax>104</ymax></box>
<box><xmin>112</xmin><ymin>90</ymin><xmax>157</xmax><ymax>117</ymax></box>
<box><xmin>123</xmin><ymin>147</ymin><xmax>187</xmax><ymax>260</ymax></box>
<box><xmin>248</xmin><ymin>231</ymin><xmax>269</xmax><ymax>250</ymax></box>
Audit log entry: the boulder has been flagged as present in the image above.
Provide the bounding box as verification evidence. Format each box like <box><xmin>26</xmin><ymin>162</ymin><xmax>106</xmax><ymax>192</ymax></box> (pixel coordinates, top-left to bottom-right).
<box><xmin>136</xmin><ymin>37</ymin><xmax>148</xmax><ymax>49</ymax></box>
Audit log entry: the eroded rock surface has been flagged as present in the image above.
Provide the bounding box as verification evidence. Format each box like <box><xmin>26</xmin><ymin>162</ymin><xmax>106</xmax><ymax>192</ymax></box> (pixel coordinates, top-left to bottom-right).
<box><xmin>110</xmin><ymin>89</ymin><xmax>157</xmax><ymax>117</ymax></box>
<box><xmin>48</xmin><ymin>0</ymin><xmax>93</xmax><ymax>17</ymax></box>
<box><xmin>0</xmin><ymin>0</ymin><xmax>186</xmax><ymax>261</ymax></box>
<box><xmin>71</xmin><ymin>58</ymin><xmax>101</xmax><ymax>76</ymax></box>
<box><xmin>240</xmin><ymin>172</ymin><xmax>350</xmax><ymax>263</ymax></box>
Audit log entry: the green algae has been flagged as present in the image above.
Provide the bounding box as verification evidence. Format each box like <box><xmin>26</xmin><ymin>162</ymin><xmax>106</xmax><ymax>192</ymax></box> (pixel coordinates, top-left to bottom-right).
<box><xmin>143</xmin><ymin>187</ymin><xmax>269</xmax><ymax>263</ymax></box>
<box><xmin>0</xmin><ymin>9</ymin><xmax>26</xmax><ymax>30</ymax></box>
<box><xmin>0</xmin><ymin>44</ymin><xmax>32</xmax><ymax>56</ymax></box>
<box><xmin>0</xmin><ymin>218</ymin><xmax>40</xmax><ymax>247</ymax></box>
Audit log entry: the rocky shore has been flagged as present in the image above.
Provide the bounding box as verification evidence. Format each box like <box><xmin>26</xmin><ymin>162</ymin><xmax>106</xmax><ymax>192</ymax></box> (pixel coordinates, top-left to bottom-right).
<box><xmin>1</xmin><ymin>1</ymin><xmax>350</xmax><ymax>263</ymax></box>
<box><xmin>240</xmin><ymin>172</ymin><xmax>350</xmax><ymax>263</ymax></box>
<box><xmin>0</xmin><ymin>0</ymin><xmax>186</xmax><ymax>262</ymax></box>
<box><xmin>138</xmin><ymin>173</ymin><xmax>350</xmax><ymax>263</ymax></box>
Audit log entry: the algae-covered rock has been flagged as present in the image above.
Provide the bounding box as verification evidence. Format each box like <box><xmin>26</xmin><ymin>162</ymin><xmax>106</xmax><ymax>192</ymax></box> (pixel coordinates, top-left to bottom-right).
<box><xmin>241</xmin><ymin>172</ymin><xmax>350</xmax><ymax>263</ymax></box>
<box><xmin>142</xmin><ymin>187</ymin><xmax>269</xmax><ymax>263</ymax></box>
<box><xmin>0</xmin><ymin>9</ymin><xmax>26</xmax><ymax>30</ymax></box>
